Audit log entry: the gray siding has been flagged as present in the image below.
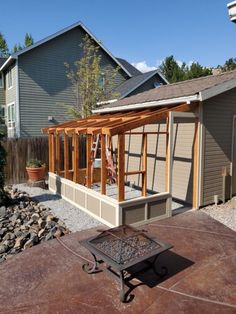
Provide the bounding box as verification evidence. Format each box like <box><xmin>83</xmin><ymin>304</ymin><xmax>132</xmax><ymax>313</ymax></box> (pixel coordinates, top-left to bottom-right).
<box><xmin>18</xmin><ymin>26</ymin><xmax>128</xmax><ymax>137</ymax></box>
<box><xmin>5</xmin><ymin>63</ymin><xmax>16</xmax><ymax>106</ymax></box>
<box><xmin>202</xmin><ymin>88</ymin><xmax>236</xmax><ymax>205</ymax></box>
<box><xmin>128</xmin><ymin>75</ymin><xmax>165</xmax><ymax>97</ymax></box>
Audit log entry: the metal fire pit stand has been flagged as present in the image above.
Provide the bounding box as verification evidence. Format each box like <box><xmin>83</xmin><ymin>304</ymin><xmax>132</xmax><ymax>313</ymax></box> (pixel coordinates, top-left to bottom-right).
<box><xmin>80</xmin><ymin>226</ymin><xmax>173</xmax><ymax>302</ymax></box>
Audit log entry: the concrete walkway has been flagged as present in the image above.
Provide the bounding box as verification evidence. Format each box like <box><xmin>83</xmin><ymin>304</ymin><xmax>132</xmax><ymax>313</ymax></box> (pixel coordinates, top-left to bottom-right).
<box><xmin>0</xmin><ymin>211</ymin><xmax>235</xmax><ymax>313</ymax></box>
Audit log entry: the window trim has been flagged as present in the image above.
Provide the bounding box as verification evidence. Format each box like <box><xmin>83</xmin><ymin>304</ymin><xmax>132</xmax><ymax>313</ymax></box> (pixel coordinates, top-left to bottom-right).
<box><xmin>7</xmin><ymin>102</ymin><xmax>16</xmax><ymax>128</ymax></box>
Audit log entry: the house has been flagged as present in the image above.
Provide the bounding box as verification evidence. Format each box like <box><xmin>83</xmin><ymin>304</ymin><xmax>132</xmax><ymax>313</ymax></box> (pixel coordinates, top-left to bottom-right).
<box><xmin>43</xmin><ymin>69</ymin><xmax>236</xmax><ymax>227</ymax></box>
<box><xmin>0</xmin><ymin>21</ymin><xmax>167</xmax><ymax>138</ymax></box>
<box><xmin>0</xmin><ymin>58</ymin><xmax>7</xmax><ymax>119</ymax></box>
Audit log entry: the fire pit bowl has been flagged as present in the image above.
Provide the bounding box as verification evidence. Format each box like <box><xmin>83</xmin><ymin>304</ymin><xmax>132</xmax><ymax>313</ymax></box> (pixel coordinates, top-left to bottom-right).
<box><xmin>80</xmin><ymin>225</ymin><xmax>173</xmax><ymax>302</ymax></box>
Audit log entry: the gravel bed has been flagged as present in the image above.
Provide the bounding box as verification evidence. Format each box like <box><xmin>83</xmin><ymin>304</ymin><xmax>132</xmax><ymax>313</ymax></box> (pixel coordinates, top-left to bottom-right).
<box><xmin>13</xmin><ymin>184</ymin><xmax>103</xmax><ymax>232</ymax></box>
<box><xmin>201</xmin><ymin>199</ymin><xmax>236</xmax><ymax>232</ymax></box>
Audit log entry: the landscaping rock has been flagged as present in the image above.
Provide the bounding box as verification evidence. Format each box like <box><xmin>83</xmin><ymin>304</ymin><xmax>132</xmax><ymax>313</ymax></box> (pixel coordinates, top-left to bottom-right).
<box><xmin>0</xmin><ymin>186</ymin><xmax>70</xmax><ymax>264</ymax></box>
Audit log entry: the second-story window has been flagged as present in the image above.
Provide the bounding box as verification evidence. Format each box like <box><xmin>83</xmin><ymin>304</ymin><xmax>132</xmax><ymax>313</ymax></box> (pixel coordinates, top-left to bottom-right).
<box><xmin>0</xmin><ymin>73</ymin><xmax>3</xmax><ymax>88</ymax></box>
<box><xmin>7</xmin><ymin>68</ymin><xmax>13</xmax><ymax>89</ymax></box>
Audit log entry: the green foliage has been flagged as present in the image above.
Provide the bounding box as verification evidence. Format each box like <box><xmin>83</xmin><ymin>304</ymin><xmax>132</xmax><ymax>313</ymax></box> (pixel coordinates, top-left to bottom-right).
<box><xmin>0</xmin><ymin>116</ymin><xmax>8</xmax><ymax>205</ymax></box>
<box><xmin>186</xmin><ymin>62</ymin><xmax>212</xmax><ymax>80</ymax></box>
<box><xmin>65</xmin><ymin>34</ymin><xmax>120</xmax><ymax>118</ymax></box>
<box><xmin>159</xmin><ymin>56</ymin><xmax>186</xmax><ymax>83</ymax></box>
<box><xmin>24</xmin><ymin>33</ymin><xmax>34</xmax><ymax>47</ymax></box>
<box><xmin>220</xmin><ymin>58</ymin><xmax>236</xmax><ymax>72</ymax></box>
<box><xmin>0</xmin><ymin>32</ymin><xmax>9</xmax><ymax>57</ymax></box>
<box><xmin>26</xmin><ymin>159</ymin><xmax>44</xmax><ymax>168</ymax></box>
<box><xmin>159</xmin><ymin>56</ymin><xmax>212</xmax><ymax>83</ymax></box>
<box><xmin>12</xmin><ymin>43</ymin><xmax>23</xmax><ymax>53</ymax></box>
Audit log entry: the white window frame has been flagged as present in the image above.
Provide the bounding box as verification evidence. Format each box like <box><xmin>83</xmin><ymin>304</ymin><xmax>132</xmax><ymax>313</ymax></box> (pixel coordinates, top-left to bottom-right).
<box><xmin>7</xmin><ymin>102</ymin><xmax>16</xmax><ymax>129</ymax></box>
<box><xmin>7</xmin><ymin>68</ymin><xmax>13</xmax><ymax>90</ymax></box>
<box><xmin>0</xmin><ymin>72</ymin><xmax>4</xmax><ymax>88</ymax></box>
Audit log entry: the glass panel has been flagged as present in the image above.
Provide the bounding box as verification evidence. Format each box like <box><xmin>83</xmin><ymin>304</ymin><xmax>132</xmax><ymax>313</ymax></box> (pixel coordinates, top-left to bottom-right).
<box><xmin>0</xmin><ymin>73</ymin><xmax>3</xmax><ymax>88</ymax></box>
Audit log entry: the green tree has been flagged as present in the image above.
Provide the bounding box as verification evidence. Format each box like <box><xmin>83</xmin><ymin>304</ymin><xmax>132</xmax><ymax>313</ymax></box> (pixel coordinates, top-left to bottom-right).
<box><xmin>160</xmin><ymin>56</ymin><xmax>212</xmax><ymax>83</ymax></box>
<box><xmin>65</xmin><ymin>34</ymin><xmax>120</xmax><ymax>118</ymax></box>
<box><xmin>24</xmin><ymin>33</ymin><xmax>34</xmax><ymax>47</ymax></box>
<box><xmin>186</xmin><ymin>62</ymin><xmax>212</xmax><ymax>79</ymax></box>
<box><xmin>220</xmin><ymin>58</ymin><xmax>236</xmax><ymax>72</ymax></box>
<box><xmin>12</xmin><ymin>43</ymin><xmax>23</xmax><ymax>53</ymax></box>
<box><xmin>159</xmin><ymin>56</ymin><xmax>186</xmax><ymax>83</ymax></box>
<box><xmin>0</xmin><ymin>33</ymin><xmax>9</xmax><ymax>57</ymax></box>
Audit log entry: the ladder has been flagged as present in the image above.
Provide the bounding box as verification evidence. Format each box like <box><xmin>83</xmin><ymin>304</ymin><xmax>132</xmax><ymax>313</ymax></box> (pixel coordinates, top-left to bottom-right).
<box><xmin>91</xmin><ymin>134</ymin><xmax>117</xmax><ymax>184</ymax></box>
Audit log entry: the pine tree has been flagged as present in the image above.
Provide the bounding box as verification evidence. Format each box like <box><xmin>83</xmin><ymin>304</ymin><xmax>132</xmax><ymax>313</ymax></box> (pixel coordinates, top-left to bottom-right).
<box><xmin>160</xmin><ymin>56</ymin><xmax>212</xmax><ymax>83</ymax></box>
<box><xmin>65</xmin><ymin>34</ymin><xmax>120</xmax><ymax>117</ymax></box>
<box><xmin>0</xmin><ymin>33</ymin><xmax>9</xmax><ymax>57</ymax></box>
<box><xmin>220</xmin><ymin>58</ymin><xmax>236</xmax><ymax>72</ymax></box>
<box><xmin>24</xmin><ymin>33</ymin><xmax>34</xmax><ymax>47</ymax></box>
<box><xmin>12</xmin><ymin>43</ymin><xmax>23</xmax><ymax>53</ymax></box>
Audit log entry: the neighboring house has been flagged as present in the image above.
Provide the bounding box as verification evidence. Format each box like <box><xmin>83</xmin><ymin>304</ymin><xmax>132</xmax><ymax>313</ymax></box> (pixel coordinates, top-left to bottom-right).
<box><xmin>0</xmin><ymin>58</ymin><xmax>7</xmax><ymax>118</ymax></box>
<box><xmin>0</xmin><ymin>21</ymin><xmax>167</xmax><ymax>138</ymax></box>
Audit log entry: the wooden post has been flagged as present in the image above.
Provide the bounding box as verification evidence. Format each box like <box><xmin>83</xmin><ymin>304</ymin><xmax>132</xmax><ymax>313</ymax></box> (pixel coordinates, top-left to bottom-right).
<box><xmin>118</xmin><ymin>134</ymin><xmax>125</xmax><ymax>202</ymax></box>
<box><xmin>142</xmin><ymin>133</ymin><xmax>147</xmax><ymax>196</ymax></box>
<box><xmin>86</xmin><ymin>134</ymin><xmax>92</xmax><ymax>188</ymax></box>
<box><xmin>193</xmin><ymin>118</ymin><xmax>199</xmax><ymax>208</ymax></box>
<box><xmin>165</xmin><ymin>117</ymin><xmax>169</xmax><ymax>191</ymax></box>
<box><xmin>55</xmin><ymin>133</ymin><xmax>60</xmax><ymax>175</ymax></box>
<box><xmin>64</xmin><ymin>132</ymin><xmax>69</xmax><ymax>179</ymax></box>
<box><xmin>72</xmin><ymin>133</ymin><xmax>79</xmax><ymax>183</ymax></box>
<box><xmin>49</xmin><ymin>133</ymin><xmax>55</xmax><ymax>173</ymax></box>
<box><xmin>101</xmin><ymin>134</ymin><xmax>106</xmax><ymax>195</ymax></box>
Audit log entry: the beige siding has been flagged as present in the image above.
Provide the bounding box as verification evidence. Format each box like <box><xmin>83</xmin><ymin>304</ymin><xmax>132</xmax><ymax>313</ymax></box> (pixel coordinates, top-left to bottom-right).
<box><xmin>202</xmin><ymin>88</ymin><xmax>236</xmax><ymax>205</ymax></box>
<box><xmin>113</xmin><ymin>120</ymin><xmax>195</xmax><ymax>203</ymax></box>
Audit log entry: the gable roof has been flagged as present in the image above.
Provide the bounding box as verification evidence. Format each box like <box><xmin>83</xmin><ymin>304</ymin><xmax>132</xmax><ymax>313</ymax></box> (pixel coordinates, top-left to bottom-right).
<box><xmin>116</xmin><ymin>58</ymin><xmax>142</xmax><ymax>76</ymax></box>
<box><xmin>113</xmin><ymin>70</ymin><xmax>162</xmax><ymax>98</ymax></box>
<box><xmin>94</xmin><ymin>70</ymin><xmax>236</xmax><ymax>113</ymax></box>
<box><xmin>0</xmin><ymin>58</ymin><xmax>7</xmax><ymax>67</ymax></box>
<box><xmin>0</xmin><ymin>21</ymin><xmax>132</xmax><ymax>77</ymax></box>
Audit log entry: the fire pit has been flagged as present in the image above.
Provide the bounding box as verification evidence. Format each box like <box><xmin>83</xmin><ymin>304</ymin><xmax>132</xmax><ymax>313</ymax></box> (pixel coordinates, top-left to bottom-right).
<box><xmin>80</xmin><ymin>225</ymin><xmax>173</xmax><ymax>302</ymax></box>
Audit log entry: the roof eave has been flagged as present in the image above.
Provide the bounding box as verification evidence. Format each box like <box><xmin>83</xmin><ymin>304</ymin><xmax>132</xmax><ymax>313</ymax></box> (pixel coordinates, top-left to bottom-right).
<box><xmin>93</xmin><ymin>95</ymin><xmax>200</xmax><ymax>114</ymax></box>
<box><xmin>199</xmin><ymin>77</ymin><xmax>236</xmax><ymax>101</ymax></box>
<box><xmin>1</xmin><ymin>21</ymin><xmax>132</xmax><ymax>77</ymax></box>
<box><xmin>120</xmin><ymin>70</ymin><xmax>166</xmax><ymax>99</ymax></box>
<box><xmin>0</xmin><ymin>56</ymin><xmax>15</xmax><ymax>72</ymax></box>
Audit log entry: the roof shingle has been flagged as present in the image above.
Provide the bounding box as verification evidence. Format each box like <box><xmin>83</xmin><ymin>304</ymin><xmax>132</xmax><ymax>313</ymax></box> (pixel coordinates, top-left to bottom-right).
<box><xmin>100</xmin><ymin>70</ymin><xmax>236</xmax><ymax>110</ymax></box>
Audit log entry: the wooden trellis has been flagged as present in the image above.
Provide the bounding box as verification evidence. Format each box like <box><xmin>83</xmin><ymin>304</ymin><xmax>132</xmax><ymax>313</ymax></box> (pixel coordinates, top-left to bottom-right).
<box><xmin>42</xmin><ymin>102</ymin><xmax>198</xmax><ymax>202</ymax></box>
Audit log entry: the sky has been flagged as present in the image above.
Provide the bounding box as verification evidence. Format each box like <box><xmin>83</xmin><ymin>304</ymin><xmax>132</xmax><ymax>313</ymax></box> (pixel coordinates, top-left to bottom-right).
<box><xmin>1</xmin><ymin>0</ymin><xmax>235</xmax><ymax>72</ymax></box>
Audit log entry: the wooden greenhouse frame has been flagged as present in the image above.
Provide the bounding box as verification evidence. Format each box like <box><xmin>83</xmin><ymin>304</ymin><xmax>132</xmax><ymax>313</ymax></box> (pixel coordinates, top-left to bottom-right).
<box><xmin>42</xmin><ymin>102</ymin><xmax>199</xmax><ymax>207</ymax></box>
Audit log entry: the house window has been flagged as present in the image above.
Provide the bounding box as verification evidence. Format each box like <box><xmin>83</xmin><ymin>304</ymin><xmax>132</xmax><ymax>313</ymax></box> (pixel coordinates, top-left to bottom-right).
<box><xmin>153</xmin><ymin>82</ymin><xmax>162</xmax><ymax>88</ymax></box>
<box><xmin>99</xmin><ymin>73</ymin><xmax>105</xmax><ymax>91</ymax></box>
<box><xmin>7</xmin><ymin>103</ymin><xmax>15</xmax><ymax>128</ymax></box>
<box><xmin>0</xmin><ymin>73</ymin><xmax>3</xmax><ymax>88</ymax></box>
<box><xmin>7</xmin><ymin>68</ymin><xmax>13</xmax><ymax>89</ymax></box>
<box><xmin>0</xmin><ymin>106</ymin><xmax>5</xmax><ymax>119</ymax></box>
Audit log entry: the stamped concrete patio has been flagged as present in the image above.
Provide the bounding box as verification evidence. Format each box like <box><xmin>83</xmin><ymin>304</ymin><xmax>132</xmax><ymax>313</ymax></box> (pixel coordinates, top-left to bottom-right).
<box><xmin>0</xmin><ymin>211</ymin><xmax>235</xmax><ymax>313</ymax></box>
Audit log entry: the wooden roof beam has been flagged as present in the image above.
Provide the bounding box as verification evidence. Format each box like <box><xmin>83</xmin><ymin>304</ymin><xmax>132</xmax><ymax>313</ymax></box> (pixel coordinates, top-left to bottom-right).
<box><xmin>103</xmin><ymin>103</ymin><xmax>196</xmax><ymax>136</ymax></box>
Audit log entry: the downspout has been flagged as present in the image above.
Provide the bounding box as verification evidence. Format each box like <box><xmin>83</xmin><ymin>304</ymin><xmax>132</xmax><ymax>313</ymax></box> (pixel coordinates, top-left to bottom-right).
<box><xmin>197</xmin><ymin>101</ymin><xmax>204</xmax><ymax>208</ymax></box>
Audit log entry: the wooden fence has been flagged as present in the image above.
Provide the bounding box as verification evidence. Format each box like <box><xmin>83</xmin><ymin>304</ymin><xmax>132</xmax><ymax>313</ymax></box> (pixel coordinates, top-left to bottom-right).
<box><xmin>3</xmin><ymin>136</ymin><xmax>87</xmax><ymax>184</ymax></box>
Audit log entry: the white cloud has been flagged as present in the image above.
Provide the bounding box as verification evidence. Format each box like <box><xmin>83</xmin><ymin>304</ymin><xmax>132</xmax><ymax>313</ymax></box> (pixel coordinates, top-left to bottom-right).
<box><xmin>132</xmin><ymin>61</ymin><xmax>157</xmax><ymax>73</ymax></box>
<box><xmin>132</xmin><ymin>59</ymin><xmax>195</xmax><ymax>73</ymax></box>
